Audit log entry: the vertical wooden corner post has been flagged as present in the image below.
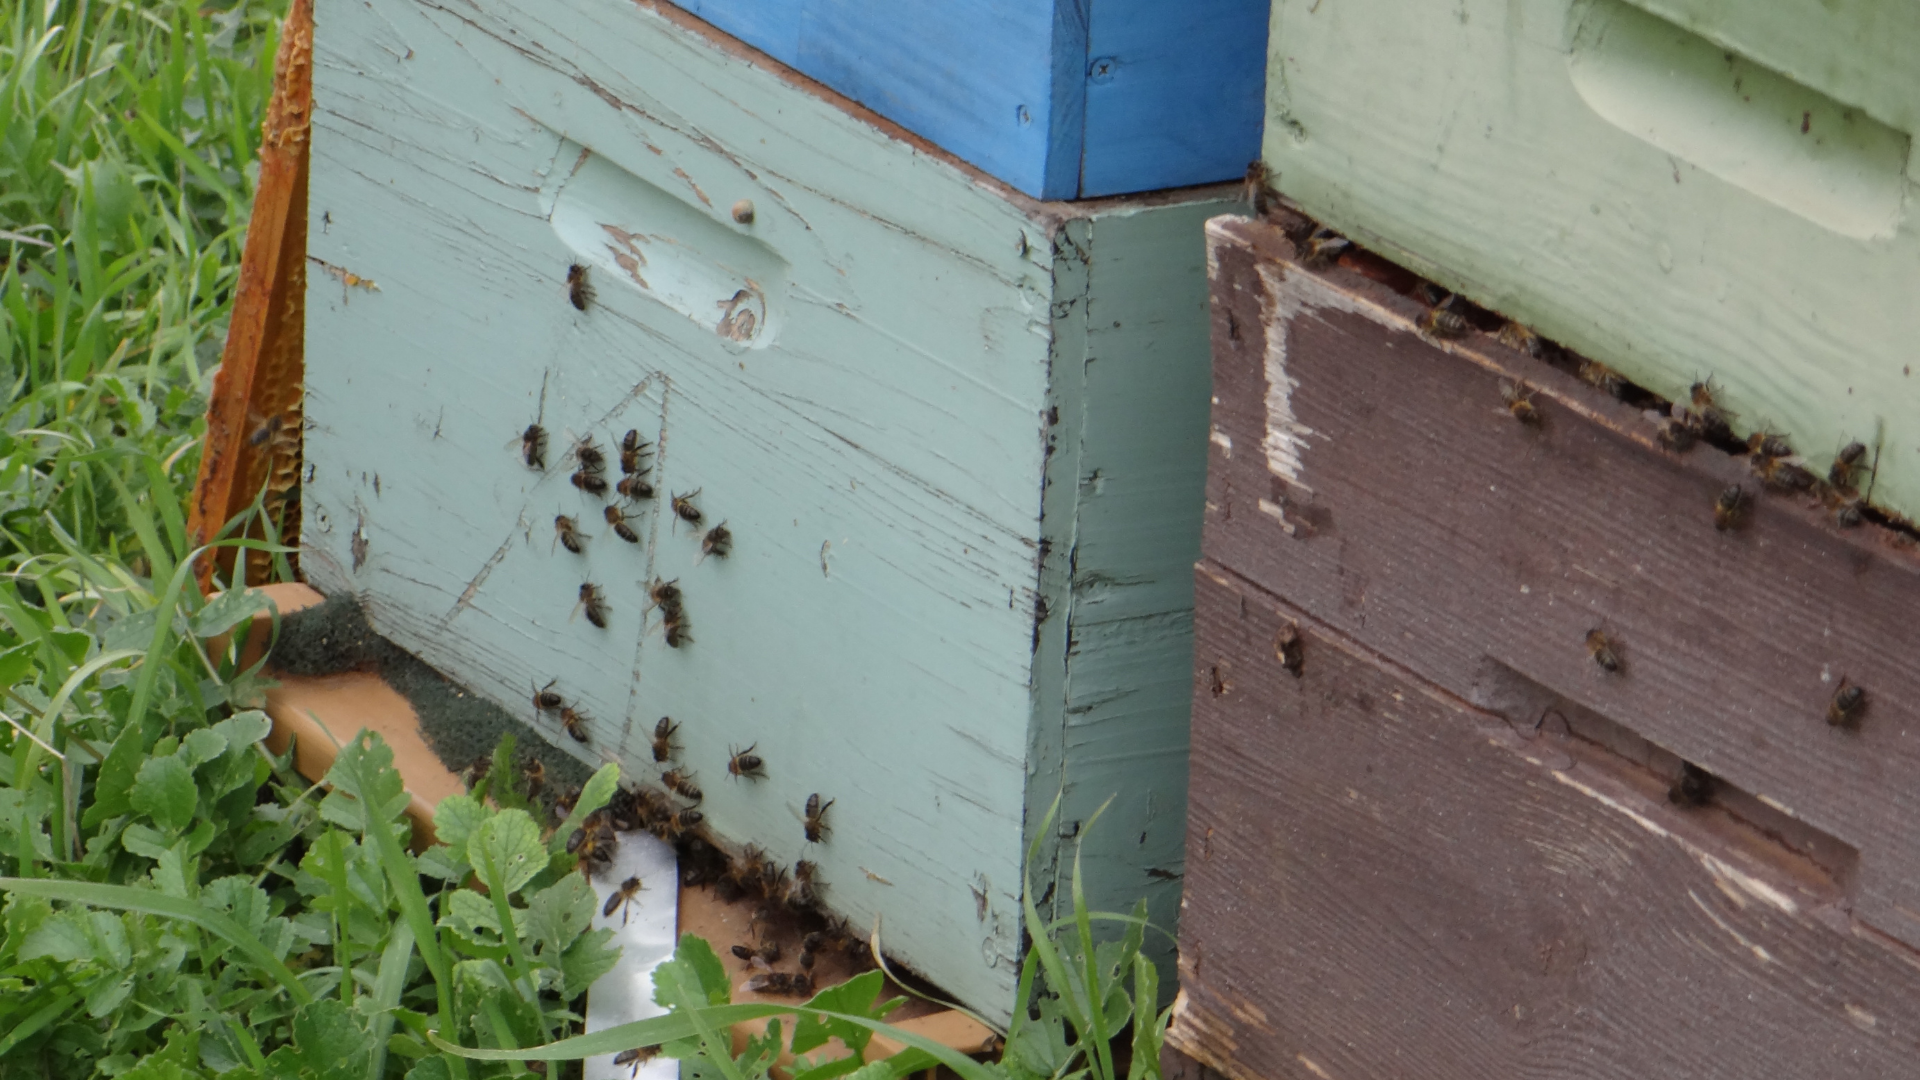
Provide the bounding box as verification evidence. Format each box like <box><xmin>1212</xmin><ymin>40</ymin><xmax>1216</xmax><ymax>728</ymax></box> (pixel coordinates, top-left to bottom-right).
<box><xmin>187</xmin><ymin>0</ymin><xmax>313</xmax><ymax>590</ymax></box>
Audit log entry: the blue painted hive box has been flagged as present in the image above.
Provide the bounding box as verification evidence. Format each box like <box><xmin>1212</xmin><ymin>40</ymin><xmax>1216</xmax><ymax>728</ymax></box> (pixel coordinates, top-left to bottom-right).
<box><xmin>301</xmin><ymin>0</ymin><xmax>1232</xmax><ymax>1022</ymax></box>
<box><xmin>668</xmin><ymin>0</ymin><xmax>1268</xmax><ymax>198</ymax></box>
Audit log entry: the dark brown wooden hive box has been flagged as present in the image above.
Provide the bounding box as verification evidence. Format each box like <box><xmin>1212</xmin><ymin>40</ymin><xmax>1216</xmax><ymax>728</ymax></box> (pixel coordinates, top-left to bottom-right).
<box><xmin>1169</xmin><ymin>215</ymin><xmax>1920</xmax><ymax>1080</ymax></box>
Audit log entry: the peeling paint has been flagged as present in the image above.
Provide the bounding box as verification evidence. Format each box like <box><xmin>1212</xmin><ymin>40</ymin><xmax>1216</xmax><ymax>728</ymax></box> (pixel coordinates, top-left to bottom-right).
<box><xmin>1699</xmin><ymin>851</ymin><xmax>1799</xmax><ymax>916</ymax></box>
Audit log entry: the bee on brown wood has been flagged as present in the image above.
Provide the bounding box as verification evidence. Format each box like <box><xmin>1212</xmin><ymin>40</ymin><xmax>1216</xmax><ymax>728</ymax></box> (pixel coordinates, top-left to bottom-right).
<box><xmin>619</xmin><ymin>429</ymin><xmax>652</xmax><ymax>474</ymax></box>
<box><xmin>1300</xmin><ymin>227</ymin><xmax>1350</xmax><ymax>269</ymax></box>
<box><xmin>531</xmin><ymin>678</ymin><xmax>563</xmax><ymax>714</ymax></box>
<box><xmin>663</xmin><ymin>608</ymin><xmax>692</xmax><ymax>648</ymax></box>
<box><xmin>727</xmin><ymin>847</ymin><xmax>775</xmax><ymax>900</ymax></box>
<box><xmin>1668</xmin><ymin>761</ymin><xmax>1714</xmax><ymax>808</ymax></box>
<box><xmin>1829</xmin><ymin>441</ymin><xmax>1868</xmax><ymax>492</ymax></box>
<box><xmin>1274</xmin><ymin>623</ymin><xmax>1305</xmax><ymax>678</ymax></box>
<box><xmin>701</xmin><ymin>523</ymin><xmax>732</xmax><ymax>559</ymax></box>
<box><xmin>799</xmin><ymin>931</ymin><xmax>823</xmax><ymax>971</ymax></box>
<box><xmin>570</xmin><ymin>468</ymin><xmax>609</xmax><ymax>497</ymax></box>
<box><xmin>520</xmin><ymin>423</ymin><xmax>548</xmax><ymax>470</ymax></box>
<box><xmin>617</xmin><ymin>474</ymin><xmax>655</xmax><ymax>500</ymax></box>
<box><xmin>560</xmin><ymin>705</ymin><xmax>591</xmax><ymax>744</ymax></box>
<box><xmin>662</xmin><ymin>768</ymin><xmax>702</xmax><ymax>801</ymax></box>
<box><xmin>803</xmin><ymin>793</ymin><xmax>834</xmax><ymax>842</ymax></box>
<box><xmin>1656</xmin><ymin>418</ymin><xmax>1696</xmax><ymax>453</ymax></box>
<box><xmin>522</xmin><ymin>757</ymin><xmax>546</xmax><ymax>801</ymax></box>
<box><xmin>603</xmin><ymin>875</ymin><xmax>645</xmax><ymax>924</ymax></box>
<box><xmin>1500</xmin><ymin>380</ymin><xmax>1542</xmax><ymax>427</ymax></box>
<box><xmin>1242</xmin><ymin>160</ymin><xmax>1280</xmax><ymax>216</ymax></box>
<box><xmin>1584</xmin><ymin>629</ymin><xmax>1622</xmax><ymax>674</ymax></box>
<box><xmin>1418</xmin><ymin>297</ymin><xmax>1470</xmax><ymax>339</ymax></box>
<box><xmin>604</xmin><ymin>504</ymin><xmax>641</xmax><ymax>543</ymax></box>
<box><xmin>651</xmin><ymin>717</ymin><xmax>679</xmax><ymax>762</ymax></box>
<box><xmin>578</xmin><ymin>583</ymin><xmax>610</xmax><ymax>628</ymax></box>
<box><xmin>1684</xmin><ymin>380</ymin><xmax>1734</xmax><ymax>443</ymax></box>
<box><xmin>730</xmin><ymin>942</ymin><xmax>781</xmax><ymax>966</ymax></box>
<box><xmin>566</xmin><ymin>262</ymin><xmax>594</xmax><ymax>311</ymax></box>
<box><xmin>612</xmin><ymin>1047</ymin><xmax>660</xmax><ymax>1078</ymax></box>
<box><xmin>728</xmin><ymin>743</ymin><xmax>765</xmax><ymax>781</ymax></box>
<box><xmin>745</xmin><ymin>972</ymin><xmax>814</xmax><ymax>997</ymax></box>
<box><xmin>1751</xmin><ymin>452</ymin><xmax>1817</xmax><ymax>493</ymax></box>
<box><xmin>1828</xmin><ymin>680</ymin><xmax>1867</xmax><ymax>727</ymax></box>
<box><xmin>1577</xmin><ymin>359</ymin><xmax>1627</xmax><ymax>399</ymax></box>
<box><xmin>648</xmin><ymin>578</ymin><xmax>682</xmax><ymax>612</ymax></box>
<box><xmin>1748</xmin><ymin>431</ymin><xmax>1793</xmax><ymax>460</ymax></box>
<box><xmin>1496</xmin><ymin>321</ymin><xmax>1544</xmax><ymax>358</ymax></box>
<box><xmin>554</xmin><ymin>514</ymin><xmax>588</xmax><ymax>554</ymax></box>
<box><xmin>1713</xmin><ymin>484</ymin><xmax>1750</xmax><ymax>532</ymax></box>
<box><xmin>671</xmin><ymin>489</ymin><xmax>703</xmax><ymax>528</ymax></box>
<box><xmin>786</xmin><ymin>859</ymin><xmax>821</xmax><ymax>909</ymax></box>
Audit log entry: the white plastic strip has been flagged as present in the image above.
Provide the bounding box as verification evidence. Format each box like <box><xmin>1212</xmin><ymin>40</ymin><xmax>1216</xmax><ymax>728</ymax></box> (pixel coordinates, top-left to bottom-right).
<box><xmin>583</xmin><ymin>830</ymin><xmax>681</xmax><ymax>1080</ymax></box>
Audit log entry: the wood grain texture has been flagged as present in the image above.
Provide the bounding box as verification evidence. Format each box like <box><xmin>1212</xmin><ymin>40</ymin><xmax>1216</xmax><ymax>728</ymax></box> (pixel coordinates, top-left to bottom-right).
<box><xmin>1261</xmin><ymin>0</ymin><xmax>1920</xmax><ymax>521</ymax></box>
<box><xmin>667</xmin><ymin>0</ymin><xmax>1265</xmax><ymax>199</ymax></box>
<box><xmin>1201</xmin><ymin>212</ymin><xmax>1920</xmax><ymax>983</ymax></box>
<box><xmin>1172</xmin><ymin>566</ymin><xmax>1920</xmax><ymax>1080</ymax></box>
<box><xmin>189</xmin><ymin>0</ymin><xmax>311</xmax><ymax>587</ymax></box>
<box><xmin>302</xmin><ymin>0</ymin><xmax>1225</xmax><ymax>1021</ymax></box>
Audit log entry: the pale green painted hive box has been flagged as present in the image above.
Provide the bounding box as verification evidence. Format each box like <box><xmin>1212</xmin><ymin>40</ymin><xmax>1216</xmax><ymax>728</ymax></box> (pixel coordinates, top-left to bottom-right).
<box><xmin>299</xmin><ymin>0</ymin><xmax>1228</xmax><ymax>1022</ymax></box>
<box><xmin>1263</xmin><ymin>0</ymin><xmax>1920</xmax><ymax>520</ymax></box>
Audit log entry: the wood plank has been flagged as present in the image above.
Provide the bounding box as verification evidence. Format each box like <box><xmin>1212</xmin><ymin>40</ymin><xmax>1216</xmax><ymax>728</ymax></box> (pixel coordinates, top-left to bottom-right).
<box><xmin>1171</xmin><ymin>564</ymin><xmax>1920</xmax><ymax>1080</ymax></box>
<box><xmin>1201</xmin><ymin>214</ymin><xmax>1920</xmax><ymax>959</ymax></box>
<box><xmin>1261</xmin><ymin>0</ymin><xmax>1920</xmax><ymax>521</ymax></box>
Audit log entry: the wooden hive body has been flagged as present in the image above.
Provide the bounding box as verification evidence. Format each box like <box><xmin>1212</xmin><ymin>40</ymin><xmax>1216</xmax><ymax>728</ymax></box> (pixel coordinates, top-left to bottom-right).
<box><xmin>300</xmin><ymin>0</ymin><xmax>1227</xmax><ymax>1021</ymax></box>
<box><xmin>1262</xmin><ymin>0</ymin><xmax>1920</xmax><ymax>522</ymax></box>
<box><xmin>670</xmin><ymin>0</ymin><xmax>1271</xmax><ymax>198</ymax></box>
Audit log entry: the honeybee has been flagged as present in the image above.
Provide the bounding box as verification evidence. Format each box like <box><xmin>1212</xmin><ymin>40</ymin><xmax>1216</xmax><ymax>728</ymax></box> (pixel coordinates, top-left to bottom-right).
<box><xmin>578</xmin><ymin>583</ymin><xmax>610</xmax><ymax>628</ymax></box>
<box><xmin>1656</xmin><ymin>418</ymin><xmax>1696</xmax><ymax>453</ymax></box>
<box><xmin>604</xmin><ymin>504</ymin><xmax>641</xmax><ymax>543</ymax></box>
<box><xmin>619</xmin><ymin>429</ymin><xmax>652</xmax><ymax>474</ymax></box>
<box><xmin>730</xmin><ymin>942</ymin><xmax>780</xmax><ymax>966</ymax></box>
<box><xmin>551</xmin><ymin>785</ymin><xmax>580</xmax><ymax>824</ymax></box>
<box><xmin>662</xmin><ymin>768</ymin><xmax>702</xmax><ymax>801</ymax></box>
<box><xmin>798</xmin><ymin>931</ymin><xmax>823</xmax><ymax>971</ymax></box>
<box><xmin>1685</xmin><ymin>381</ymin><xmax>1734</xmax><ymax>443</ymax></box>
<box><xmin>567</xmin><ymin>820</ymin><xmax>617</xmax><ymax>877</ymax></box>
<box><xmin>1274</xmin><ymin>623</ymin><xmax>1305</xmax><ymax>678</ymax></box>
<box><xmin>570</xmin><ymin>468</ymin><xmax>609</xmax><ymax>497</ymax></box>
<box><xmin>728</xmin><ymin>846</ymin><xmax>775</xmax><ymax>897</ymax></box>
<box><xmin>566</xmin><ymin>262</ymin><xmax>594</xmax><ymax>311</ymax></box>
<box><xmin>520</xmin><ymin>423</ymin><xmax>548</xmax><ymax>470</ymax></box>
<box><xmin>701</xmin><ymin>523</ymin><xmax>732</xmax><ymax>559</ymax></box>
<box><xmin>1748</xmin><ymin>431</ymin><xmax>1793</xmax><ymax>460</ymax></box>
<box><xmin>1242</xmin><ymin>159</ymin><xmax>1279</xmax><ymax>216</ymax></box>
<box><xmin>1751</xmin><ymin>452</ymin><xmax>1816</xmax><ymax>493</ymax></box>
<box><xmin>1713</xmin><ymin>484</ymin><xmax>1749</xmax><ymax>531</ymax></box>
<box><xmin>1828</xmin><ymin>680</ymin><xmax>1867</xmax><ymax>727</ymax></box>
<box><xmin>1500</xmin><ymin>380</ymin><xmax>1541</xmax><ymax>427</ymax></box>
<box><xmin>1300</xmin><ymin>227</ymin><xmax>1350</xmax><ymax>269</ymax></box>
<box><xmin>1584</xmin><ymin>629</ymin><xmax>1621</xmax><ymax>674</ymax></box>
<box><xmin>663</xmin><ymin>608</ymin><xmax>691</xmax><ymax>648</ymax></box>
<box><xmin>1836</xmin><ymin>500</ymin><xmax>1865</xmax><ymax>528</ymax></box>
<box><xmin>670</xmin><ymin>489</ymin><xmax>703</xmax><ymax>527</ymax></box>
<box><xmin>560</xmin><ymin>706</ymin><xmax>591</xmax><ymax>744</ymax></box>
<box><xmin>745</xmin><ymin>972</ymin><xmax>814</xmax><ymax>997</ymax></box>
<box><xmin>786</xmin><ymin>859</ymin><xmax>820</xmax><ymax>909</ymax></box>
<box><xmin>648</xmin><ymin>578</ymin><xmax>682</xmax><ymax>612</ymax></box>
<box><xmin>522</xmin><ymin>757</ymin><xmax>546</xmax><ymax>801</ymax></box>
<box><xmin>727</xmin><ymin>744</ymin><xmax>765</xmax><ymax>782</ymax></box>
<box><xmin>462</xmin><ymin>754</ymin><xmax>491</xmax><ymax>791</ymax></box>
<box><xmin>612</xmin><ymin>1046</ymin><xmax>660</xmax><ymax>1077</ymax></box>
<box><xmin>1668</xmin><ymin>761</ymin><xmax>1714</xmax><ymax>808</ymax></box>
<box><xmin>803</xmin><ymin>793</ymin><xmax>834</xmax><ymax>842</ymax></box>
<box><xmin>1496</xmin><ymin>321</ymin><xmax>1544</xmax><ymax>358</ymax></box>
<box><xmin>602</xmin><ymin>875</ymin><xmax>645</xmax><ymax>924</ymax></box>
<box><xmin>660</xmin><ymin>807</ymin><xmax>703</xmax><ymax>842</ymax></box>
<box><xmin>1418</xmin><ymin>298</ymin><xmax>1469</xmax><ymax>339</ymax></box>
<box><xmin>651</xmin><ymin>717</ymin><xmax>679</xmax><ymax>762</ymax></box>
<box><xmin>531</xmin><ymin>678</ymin><xmax>563</xmax><ymax>714</ymax></box>
<box><xmin>555</xmin><ymin>514</ymin><xmax>588</xmax><ymax>554</ymax></box>
<box><xmin>572</xmin><ymin>436</ymin><xmax>608</xmax><ymax>474</ymax></box>
<box><xmin>617</xmin><ymin>475</ymin><xmax>655</xmax><ymax>500</ymax></box>
<box><xmin>1829</xmin><ymin>441</ymin><xmax>1868</xmax><ymax>492</ymax></box>
<box><xmin>1577</xmin><ymin>359</ymin><xmax>1627</xmax><ymax>399</ymax></box>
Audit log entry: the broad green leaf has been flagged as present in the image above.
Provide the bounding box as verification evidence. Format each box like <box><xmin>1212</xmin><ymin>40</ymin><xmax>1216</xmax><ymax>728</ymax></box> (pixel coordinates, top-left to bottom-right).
<box><xmin>129</xmin><ymin>754</ymin><xmax>197</xmax><ymax>833</ymax></box>
<box><xmin>81</xmin><ymin>720</ymin><xmax>147</xmax><ymax>827</ymax></box>
<box><xmin>0</xmin><ymin>642</ymin><xmax>34</xmax><ymax>689</ymax></box>
<box><xmin>524</xmin><ymin>873</ymin><xmax>596</xmax><ymax>959</ymax></box>
<box><xmin>291</xmin><ymin>998</ymin><xmax>376</xmax><ymax>1080</ymax></box>
<box><xmin>322</xmin><ymin>731</ymin><xmax>411</xmax><ymax>830</ymax></box>
<box><xmin>547</xmin><ymin>762</ymin><xmax>621</xmax><ymax>854</ymax></box>
<box><xmin>120</xmin><ymin>823</ymin><xmax>172</xmax><ymax>860</ymax></box>
<box><xmin>84</xmin><ymin>974</ymin><xmax>135</xmax><ymax>1019</ymax></box>
<box><xmin>403</xmin><ymin>1057</ymin><xmax>453</xmax><ymax>1080</ymax></box>
<box><xmin>468</xmin><ymin>810</ymin><xmax>545</xmax><ymax>896</ymax></box>
<box><xmin>212</xmin><ymin>709</ymin><xmax>272</xmax><ymax>748</ymax></box>
<box><xmin>180</xmin><ymin>726</ymin><xmax>227</xmax><ymax>767</ymax></box>
<box><xmin>46</xmin><ymin>628</ymin><xmax>91</xmax><ymax>666</ymax></box>
<box><xmin>652</xmin><ymin>934</ymin><xmax>732</xmax><ymax>1011</ymax></box>
<box><xmin>20</xmin><ymin>911</ymin><xmax>96</xmax><ymax>963</ymax></box>
<box><xmin>556</xmin><ymin>927</ymin><xmax>620</xmax><ymax>999</ymax></box>
<box><xmin>790</xmin><ymin>971</ymin><xmax>897</xmax><ymax>1057</ymax></box>
<box><xmin>192</xmin><ymin>586</ymin><xmax>270</xmax><ymax>639</ymax></box>
<box><xmin>439</xmin><ymin>888</ymin><xmax>508</xmax><ymax>944</ymax></box>
<box><xmin>430</xmin><ymin>794</ymin><xmax>488</xmax><ymax>853</ymax></box>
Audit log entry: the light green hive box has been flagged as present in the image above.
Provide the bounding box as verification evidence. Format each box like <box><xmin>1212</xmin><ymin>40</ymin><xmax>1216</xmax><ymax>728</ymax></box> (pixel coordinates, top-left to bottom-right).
<box><xmin>1264</xmin><ymin>0</ymin><xmax>1920</xmax><ymax>519</ymax></box>
<box><xmin>300</xmin><ymin>0</ymin><xmax>1229</xmax><ymax>1023</ymax></box>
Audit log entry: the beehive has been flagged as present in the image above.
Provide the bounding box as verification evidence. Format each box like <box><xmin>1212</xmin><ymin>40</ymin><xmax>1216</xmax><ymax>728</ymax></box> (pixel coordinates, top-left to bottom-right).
<box><xmin>668</xmin><ymin>0</ymin><xmax>1270</xmax><ymax>198</ymax></box>
<box><xmin>1261</xmin><ymin>0</ymin><xmax>1920</xmax><ymax>521</ymax></box>
<box><xmin>300</xmin><ymin>0</ymin><xmax>1227</xmax><ymax>1022</ymax></box>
